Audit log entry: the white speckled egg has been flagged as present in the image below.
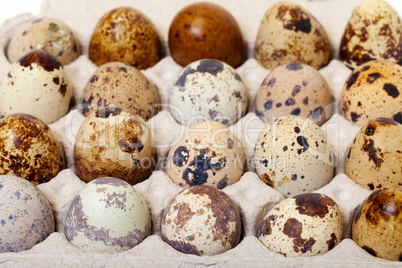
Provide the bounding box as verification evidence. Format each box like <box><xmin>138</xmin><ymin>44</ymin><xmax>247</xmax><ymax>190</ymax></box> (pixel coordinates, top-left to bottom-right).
<box><xmin>258</xmin><ymin>193</ymin><xmax>343</xmax><ymax>257</ymax></box>
<box><xmin>255</xmin><ymin>2</ymin><xmax>331</xmax><ymax>70</ymax></box>
<box><xmin>166</xmin><ymin>121</ymin><xmax>244</xmax><ymax>189</ymax></box>
<box><xmin>255</xmin><ymin>63</ymin><xmax>333</xmax><ymax>126</ymax></box>
<box><xmin>352</xmin><ymin>185</ymin><xmax>402</xmax><ymax>261</ymax></box>
<box><xmin>341</xmin><ymin>60</ymin><xmax>402</xmax><ymax>126</ymax></box>
<box><xmin>0</xmin><ymin>50</ymin><xmax>74</xmax><ymax>124</ymax></box>
<box><xmin>0</xmin><ymin>175</ymin><xmax>55</xmax><ymax>253</ymax></box>
<box><xmin>7</xmin><ymin>18</ymin><xmax>82</xmax><ymax>65</ymax></box>
<box><xmin>81</xmin><ymin>62</ymin><xmax>161</xmax><ymax>120</ymax></box>
<box><xmin>161</xmin><ymin>185</ymin><xmax>241</xmax><ymax>256</ymax></box>
<box><xmin>0</xmin><ymin>113</ymin><xmax>65</xmax><ymax>185</ymax></box>
<box><xmin>74</xmin><ymin>107</ymin><xmax>154</xmax><ymax>185</ymax></box>
<box><xmin>340</xmin><ymin>0</ymin><xmax>402</xmax><ymax>69</ymax></box>
<box><xmin>64</xmin><ymin>177</ymin><xmax>151</xmax><ymax>253</ymax></box>
<box><xmin>254</xmin><ymin>116</ymin><xmax>335</xmax><ymax>197</ymax></box>
<box><xmin>169</xmin><ymin>59</ymin><xmax>248</xmax><ymax>127</ymax></box>
<box><xmin>345</xmin><ymin>118</ymin><xmax>402</xmax><ymax>190</ymax></box>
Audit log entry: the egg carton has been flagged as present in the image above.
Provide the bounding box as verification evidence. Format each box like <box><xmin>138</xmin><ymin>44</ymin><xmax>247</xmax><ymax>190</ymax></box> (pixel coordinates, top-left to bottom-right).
<box><xmin>0</xmin><ymin>0</ymin><xmax>400</xmax><ymax>267</ymax></box>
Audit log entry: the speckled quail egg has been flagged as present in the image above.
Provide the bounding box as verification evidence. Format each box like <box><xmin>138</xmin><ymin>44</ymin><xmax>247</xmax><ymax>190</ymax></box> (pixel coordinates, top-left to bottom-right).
<box><xmin>340</xmin><ymin>0</ymin><xmax>402</xmax><ymax>69</ymax></box>
<box><xmin>166</xmin><ymin>121</ymin><xmax>244</xmax><ymax>189</ymax></box>
<box><xmin>168</xmin><ymin>2</ymin><xmax>246</xmax><ymax>68</ymax></box>
<box><xmin>161</xmin><ymin>185</ymin><xmax>242</xmax><ymax>256</ymax></box>
<box><xmin>74</xmin><ymin>107</ymin><xmax>154</xmax><ymax>185</ymax></box>
<box><xmin>0</xmin><ymin>50</ymin><xmax>74</xmax><ymax>124</ymax></box>
<box><xmin>345</xmin><ymin>118</ymin><xmax>402</xmax><ymax>191</ymax></box>
<box><xmin>254</xmin><ymin>116</ymin><xmax>335</xmax><ymax>197</ymax></box>
<box><xmin>0</xmin><ymin>175</ymin><xmax>55</xmax><ymax>253</ymax></box>
<box><xmin>169</xmin><ymin>59</ymin><xmax>248</xmax><ymax>127</ymax></box>
<box><xmin>0</xmin><ymin>114</ymin><xmax>65</xmax><ymax>185</ymax></box>
<box><xmin>352</xmin><ymin>185</ymin><xmax>402</xmax><ymax>261</ymax></box>
<box><xmin>255</xmin><ymin>1</ymin><xmax>331</xmax><ymax>70</ymax></box>
<box><xmin>255</xmin><ymin>62</ymin><xmax>333</xmax><ymax>126</ymax></box>
<box><xmin>64</xmin><ymin>177</ymin><xmax>151</xmax><ymax>253</ymax></box>
<box><xmin>7</xmin><ymin>17</ymin><xmax>82</xmax><ymax>65</ymax></box>
<box><xmin>89</xmin><ymin>7</ymin><xmax>163</xmax><ymax>70</ymax></box>
<box><xmin>258</xmin><ymin>193</ymin><xmax>343</xmax><ymax>257</ymax></box>
<box><xmin>341</xmin><ymin>60</ymin><xmax>402</xmax><ymax>126</ymax></box>
<box><xmin>81</xmin><ymin>62</ymin><xmax>161</xmax><ymax>120</ymax></box>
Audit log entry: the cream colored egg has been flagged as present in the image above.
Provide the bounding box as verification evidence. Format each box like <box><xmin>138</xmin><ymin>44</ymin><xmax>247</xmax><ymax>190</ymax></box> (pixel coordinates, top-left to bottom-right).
<box><xmin>161</xmin><ymin>185</ymin><xmax>242</xmax><ymax>256</ymax></box>
<box><xmin>345</xmin><ymin>118</ymin><xmax>402</xmax><ymax>190</ymax></box>
<box><xmin>81</xmin><ymin>62</ymin><xmax>161</xmax><ymax>120</ymax></box>
<box><xmin>169</xmin><ymin>59</ymin><xmax>248</xmax><ymax>127</ymax></box>
<box><xmin>341</xmin><ymin>60</ymin><xmax>402</xmax><ymax>126</ymax></box>
<box><xmin>254</xmin><ymin>116</ymin><xmax>335</xmax><ymax>197</ymax></box>
<box><xmin>64</xmin><ymin>177</ymin><xmax>151</xmax><ymax>253</ymax></box>
<box><xmin>352</xmin><ymin>186</ymin><xmax>402</xmax><ymax>261</ymax></box>
<box><xmin>258</xmin><ymin>193</ymin><xmax>343</xmax><ymax>257</ymax></box>
<box><xmin>166</xmin><ymin>121</ymin><xmax>244</xmax><ymax>189</ymax></box>
<box><xmin>0</xmin><ymin>50</ymin><xmax>73</xmax><ymax>124</ymax></box>
<box><xmin>255</xmin><ymin>63</ymin><xmax>333</xmax><ymax>126</ymax></box>
<box><xmin>0</xmin><ymin>114</ymin><xmax>65</xmax><ymax>185</ymax></box>
<box><xmin>7</xmin><ymin>18</ymin><xmax>82</xmax><ymax>65</ymax></box>
<box><xmin>74</xmin><ymin>107</ymin><xmax>154</xmax><ymax>185</ymax></box>
<box><xmin>340</xmin><ymin>0</ymin><xmax>402</xmax><ymax>69</ymax></box>
<box><xmin>255</xmin><ymin>1</ymin><xmax>331</xmax><ymax>70</ymax></box>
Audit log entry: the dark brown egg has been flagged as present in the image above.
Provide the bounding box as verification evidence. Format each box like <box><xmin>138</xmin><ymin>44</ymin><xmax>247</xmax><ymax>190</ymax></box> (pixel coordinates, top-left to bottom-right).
<box><xmin>0</xmin><ymin>114</ymin><xmax>65</xmax><ymax>185</ymax></box>
<box><xmin>89</xmin><ymin>7</ymin><xmax>163</xmax><ymax>70</ymax></box>
<box><xmin>168</xmin><ymin>2</ymin><xmax>246</xmax><ymax>68</ymax></box>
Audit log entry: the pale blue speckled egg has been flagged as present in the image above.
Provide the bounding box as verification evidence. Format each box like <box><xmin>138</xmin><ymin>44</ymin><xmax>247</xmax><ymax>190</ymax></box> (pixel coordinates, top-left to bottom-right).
<box><xmin>0</xmin><ymin>175</ymin><xmax>55</xmax><ymax>252</ymax></box>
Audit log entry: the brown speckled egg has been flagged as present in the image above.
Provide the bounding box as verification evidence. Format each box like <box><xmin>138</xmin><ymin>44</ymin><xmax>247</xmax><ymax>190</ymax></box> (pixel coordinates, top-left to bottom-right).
<box><xmin>7</xmin><ymin>17</ymin><xmax>82</xmax><ymax>65</ymax></box>
<box><xmin>255</xmin><ymin>63</ymin><xmax>333</xmax><ymax>126</ymax></box>
<box><xmin>0</xmin><ymin>50</ymin><xmax>74</xmax><ymax>124</ymax></box>
<box><xmin>258</xmin><ymin>193</ymin><xmax>343</xmax><ymax>257</ymax></box>
<box><xmin>255</xmin><ymin>2</ymin><xmax>331</xmax><ymax>70</ymax></box>
<box><xmin>0</xmin><ymin>114</ymin><xmax>65</xmax><ymax>185</ymax></box>
<box><xmin>340</xmin><ymin>0</ymin><xmax>402</xmax><ymax>69</ymax></box>
<box><xmin>161</xmin><ymin>185</ymin><xmax>242</xmax><ymax>256</ymax></box>
<box><xmin>166</xmin><ymin>121</ymin><xmax>244</xmax><ymax>189</ymax></box>
<box><xmin>341</xmin><ymin>60</ymin><xmax>402</xmax><ymax>126</ymax></box>
<box><xmin>89</xmin><ymin>7</ymin><xmax>163</xmax><ymax>70</ymax></box>
<box><xmin>345</xmin><ymin>118</ymin><xmax>402</xmax><ymax>191</ymax></box>
<box><xmin>352</xmin><ymin>186</ymin><xmax>402</xmax><ymax>261</ymax></box>
<box><xmin>168</xmin><ymin>2</ymin><xmax>246</xmax><ymax>68</ymax></box>
<box><xmin>81</xmin><ymin>62</ymin><xmax>161</xmax><ymax>120</ymax></box>
<box><xmin>74</xmin><ymin>107</ymin><xmax>154</xmax><ymax>185</ymax></box>
<box><xmin>254</xmin><ymin>116</ymin><xmax>335</xmax><ymax>197</ymax></box>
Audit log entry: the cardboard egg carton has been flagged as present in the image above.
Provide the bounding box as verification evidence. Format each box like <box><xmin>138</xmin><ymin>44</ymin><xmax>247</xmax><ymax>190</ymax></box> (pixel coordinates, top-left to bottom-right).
<box><xmin>0</xmin><ymin>0</ymin><xmax>400</xmax><ymax>266</ymax></box>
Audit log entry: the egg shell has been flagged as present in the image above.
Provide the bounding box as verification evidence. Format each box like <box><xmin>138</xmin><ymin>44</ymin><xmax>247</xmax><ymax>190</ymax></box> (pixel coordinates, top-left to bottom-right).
<box><xmin>340</xmin><ymin>0</ymin><xmax>402</xmax><ymax>69</ymax></box>
<box><xmin>0</xmin><ymin>175</ymin><xmax>55</xmax><ymax>253</ymax></box>
<box><xmin>341</xmin><ymin>60</ymin><xmax>402</xmax><ymax>126</ymax></box>
<box><xmin>254</xmin><ymin>1</ymin><xmax>331</xmax><ymax>70</ymax></box>
<box><xmin>160</xmin><ymin>185</ymin><xmax>242</xmax><ymax>256</ymax></box>
<box><xmin>0</xmin><ymin>114</ymin><xmax>65</xmax><ymax>185</ymax></box>
<box><xmin>74</xmin><ymin>107</ymin><xmax>154</xmax><ymax>185</ymax></box>
<box><xmin>89</xmin><ymin>7</ymin><xmax>163</xmax><ymax>70</ymax></box>
<box><xmin>166</xmin><ymin>121</ymin><xmax>244</xmax><ymax>189</ymax></box>
<box><xmin>254</xmin><ymin>116</ymin><xmax>335</xmax><ymax>197</ymax></box>
<box><xmin>345</xmin><ymin>118</ymin><xmax>402</xmax><ymax>191</ymax></box>
<box><xmin>0</xmin><ymin>50</ymin><xmax>74</xmax><ymax>124</ymax></box>
<box><xmin>352</xmin><ymin>185</ymin><xmax>402</xmax><ymax>261</ymax></box>
<box><xmin>81</xmin><ymin>62</ymin><xmax>161</xmax><ymax>120</ymax></box>
<box><xmin>258</xmin><ymin>193</ymin><xmax>343</xmax><ymax>257</ymax></box>
<box><xmin>7</xmin><ymin>17</ymin><xmax>82</xmax><ymax>65</ymax></box>
<box><xmin>169</xmin><ymin>59</ymin><xmax>248</xmax><ymax>127</ymax></box>
<box><xmin>168</xmin><ymin>2</ymin><xmax>246</xmax><ymax>68</ymax></box>
<box><xmin>255</xmin><ymin>62</ymin><xmax>333</xmax><ymax>126</ymax></box>
<box><xmin>64</xmin><ymin>177</ymin><xmax>151</xmax><ymax>253</ymax></box>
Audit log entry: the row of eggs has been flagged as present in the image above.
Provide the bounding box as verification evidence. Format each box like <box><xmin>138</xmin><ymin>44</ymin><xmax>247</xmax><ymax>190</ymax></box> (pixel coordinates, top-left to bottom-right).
<box><xmin>4</xmin><ymin>0</ymin><xmax>402</xmax><ymax>71</ymax></box>
<box><xmin>1</xmin><ymin>175</ymin><xmax>401</xmax><ymax>262</ymax></box>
